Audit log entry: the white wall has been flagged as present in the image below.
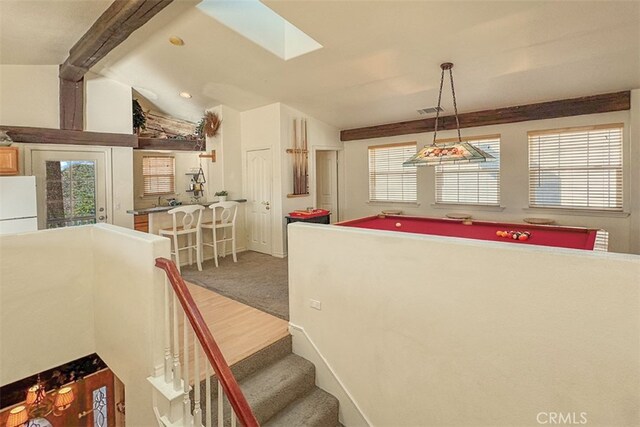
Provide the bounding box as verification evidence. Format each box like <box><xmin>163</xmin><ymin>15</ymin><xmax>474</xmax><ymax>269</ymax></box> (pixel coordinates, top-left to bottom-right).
<box><xmin>85</xmin><ymin>71</ymin><xmax>133</xmax><ymax>134</ymax></box>
<box><xmin>629</xmin><ymin>89</ymin><xmax>640</xmax><ymax>253</ymax></box>
<box><xmin>0</xmin><ymin>226</ymin><xmax>95</xmax><ymax>385</ymax></box>
<box><xmin>0</xmin><ymin>65</ymin><xmax>59</xmax><ymax>128</ymax></box>
<box><xmin>343</xmin><ymin>110</ymin><xmax>636</xmax><ymax>253</ymax></box>
<box><xmin>220</xmin><ymin>105</ymin><xmax>246</xmax><ymax>250</ymax></box>
<box><xmin>92</xmin><ymin>225</ymin><xmax>170</xmax><ymax>427</ymax></box>
<box><xmin>241</xmin><ymin>102</ymin><xmax>342</xmax><ymax>257</ymax></box>
<box><xmin>241</xmin><ymin>103</ymin><xmax>284</xmax><ymax>255</ymax></box>
<box><xmin>279</xmin><ymin>104</ymin><xmax>343</xmax><ymax>252</ymax></box>
<box><xmin>0</xmin><ymin>224</ymin><xmax>169</xmax><ymax>426</ymax></box>
<box><xmin>288</xmin><ymin>223</ymin><xmax>640</xmax><ymax>427</ymax></box>
<box><xmin>133</xmin><ymin>150</ymin><xmax>202</xmax><ymax>209</ymax></box>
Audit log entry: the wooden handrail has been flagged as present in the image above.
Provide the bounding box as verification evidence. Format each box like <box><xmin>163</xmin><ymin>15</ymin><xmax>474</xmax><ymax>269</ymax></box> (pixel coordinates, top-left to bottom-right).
<box><xmin>155</xmin><ymin>257</ymin><xmax>260</xmax><ymax>427</ymax></box>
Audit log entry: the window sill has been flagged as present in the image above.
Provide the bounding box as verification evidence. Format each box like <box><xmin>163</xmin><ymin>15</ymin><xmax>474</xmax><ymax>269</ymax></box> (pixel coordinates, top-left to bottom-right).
<box><xmin>367</xmin><ymin>201</ymin><xmax>420</xmax><ymax>207</ymax></box>
<box><xmin>431</xmin><ymin>203</ymin><xmax>506</xmax><ymax>212</ymax></box>
<box><xmin>523</xmin><ymin>207</ymin><xmax>630</xmax><ymax>218</ymax></box>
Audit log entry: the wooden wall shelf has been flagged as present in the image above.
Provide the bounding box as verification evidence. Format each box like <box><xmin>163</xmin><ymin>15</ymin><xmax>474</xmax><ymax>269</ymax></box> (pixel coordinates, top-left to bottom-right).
<box><xmin>287</xmin><ymin>193</ymin><xmax>310</xmax><ymax>198</ymax></box>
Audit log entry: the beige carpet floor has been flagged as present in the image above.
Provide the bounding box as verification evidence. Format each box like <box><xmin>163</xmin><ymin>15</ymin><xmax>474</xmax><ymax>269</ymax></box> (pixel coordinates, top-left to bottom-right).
<box><xmin>182</xmin><ymin>251</ymin><xmax>289</xmax><ymax>320</ymax></box>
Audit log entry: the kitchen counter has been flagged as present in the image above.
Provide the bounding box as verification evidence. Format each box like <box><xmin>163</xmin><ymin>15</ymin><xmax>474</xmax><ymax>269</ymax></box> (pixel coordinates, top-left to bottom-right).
<box><xmin>126</xmin><ymin>199</ymin><xmax>247</xmax><ymax>215</ymax></box>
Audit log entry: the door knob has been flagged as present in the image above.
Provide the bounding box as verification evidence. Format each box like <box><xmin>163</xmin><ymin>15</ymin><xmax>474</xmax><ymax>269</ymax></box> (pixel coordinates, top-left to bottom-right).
<box><xmin>261</xmin><ymin>201</ymin><xmax>270</xmax><ymax>205</ymax></box>
<box><xmin>98</xmin><ymin>216</ymin><xmax>105</xmax><ymax>221</ymax></box>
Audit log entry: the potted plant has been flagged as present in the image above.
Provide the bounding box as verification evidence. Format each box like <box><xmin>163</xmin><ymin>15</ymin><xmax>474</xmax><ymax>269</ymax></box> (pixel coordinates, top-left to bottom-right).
<box><xmin>132</xmin><ymin>99</ymin><xmax>146</xmax><ymax>135</ymax></box>
<box><xmin>215</xmin><ymin>190</ymin><xmax>228</xmax><ymax>202</ymax></box>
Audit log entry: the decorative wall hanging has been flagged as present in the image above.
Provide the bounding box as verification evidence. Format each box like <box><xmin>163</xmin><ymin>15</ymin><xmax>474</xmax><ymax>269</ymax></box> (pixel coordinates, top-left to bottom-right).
<box><xmin>286</xmin><ymin>118</ymin><xmax>309</xmax><ymax>197</ymax></box>
<box><xmin>196</xmin><ymin>111</ymin><xmax>222</xmax><ymax>139</ymax></box>
<box><xmin>403</xmin><ymin>62</ymin><xmax>495</xmax><ymax>166</ymax></box>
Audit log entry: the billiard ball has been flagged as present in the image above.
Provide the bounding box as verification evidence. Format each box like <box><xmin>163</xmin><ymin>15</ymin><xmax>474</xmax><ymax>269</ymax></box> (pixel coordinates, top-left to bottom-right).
<box><xmin>519</xmin><ymin>234</ymin><xmax>529</xmax><ymax>241</ymax></box>
<box><xmin>496</xmin><ymin>230</ymin><xmax>502</xmax><ymax>236</ymax></box>
<box><xmin>395</xmin><ymin>222</ymin><xmax>402</xmax><ymax>228</ymax></box>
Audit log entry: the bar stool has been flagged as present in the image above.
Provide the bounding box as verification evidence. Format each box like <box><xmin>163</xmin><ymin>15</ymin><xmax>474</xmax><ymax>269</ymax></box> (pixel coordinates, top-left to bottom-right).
<box><xmin>201</xmin><ymin>201</ymin><xmax>238</xmax><ymax>267</ymax></box>
<box><xmin>159</xmin><ymin>205</ymin><xmax>204</xmax><ymax>273</ymax></box>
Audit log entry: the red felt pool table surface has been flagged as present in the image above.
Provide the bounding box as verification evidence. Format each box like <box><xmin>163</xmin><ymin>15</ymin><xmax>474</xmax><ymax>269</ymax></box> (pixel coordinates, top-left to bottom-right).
<box><xmin>337</xmin><ymin>215</ymin><xmax>598</xmax><ymax>250</ymax></box>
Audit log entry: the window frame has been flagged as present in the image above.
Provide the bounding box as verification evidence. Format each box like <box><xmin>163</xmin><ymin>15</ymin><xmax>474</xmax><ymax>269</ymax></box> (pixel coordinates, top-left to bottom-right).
<box><xmin>434</xmin><ymin>134</ymin><xmax>501</xmax><ymax>207</ymax></box>
<box><xmin>142</xmin><ymin>155</ymin><xmax>176</xmax><ymax>196</ymax></box>
<box><xmin>368</xmin><ymin>142</ymin><xmax>418</xmax><ymax>203</ymax></box>
<box><xmin>528</xmin><ymin>123</ymin><xmax>623</xmax><ymax>212</ymax></box>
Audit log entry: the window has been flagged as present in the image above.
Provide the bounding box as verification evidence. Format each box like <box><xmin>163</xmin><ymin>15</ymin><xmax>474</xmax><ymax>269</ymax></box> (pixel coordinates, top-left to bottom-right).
<box><xmin>368</xmin><ymin>142</ymin><xmax>417</xmax><ymax>202</ymax></box>
<box><xmin>142</xmin><ymin>156</ymin><xmax>175</xmax><ymax>195</ymax></box>
<box><xmin>435</xmin><ymin>135</ymin><xmax>501</xmax><ymax>206</ymax></box>
<box><xmin>528</xmin><ymin>124</ymin><xmax>623</xmax><ymax>210</ymax></box>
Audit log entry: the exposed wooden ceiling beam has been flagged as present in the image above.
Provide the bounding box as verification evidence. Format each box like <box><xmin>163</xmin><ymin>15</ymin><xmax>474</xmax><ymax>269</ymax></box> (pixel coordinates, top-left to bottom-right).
<box><xmin>58</xmin><ymin>0</ymin><xmax>174</xmax><ymax>130</ymax></box>
<box><xmin>340</xmin><ymin>91</ymin><xmax>631</xmax><ymax>142</ymax></box>
<box><xmin>60</xmin><ymin>0</ymin><xmax>174</xmax><ymax>82</ymax></box>
<box><xmin>1</xmin><ymin>126</ymin><xmax>138</xmax><ymax>148</ymax></box>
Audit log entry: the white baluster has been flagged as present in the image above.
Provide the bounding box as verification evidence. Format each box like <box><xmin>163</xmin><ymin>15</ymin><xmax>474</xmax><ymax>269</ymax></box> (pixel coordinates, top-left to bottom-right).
<box><xmin>193</xmin><ymin>340</ymin><xmax>202</xmax><ymax>427</ymax></box>
<box><xmin>173</xmin><ymin>293</ymin><xmax>182</xmax><ymax>391</ymax></box>
<box><xmin>183</xmin><ymin>314</ymin><xmax>192</xmax><ymax>426</ymax></box>
<box><xmin>231</xmin><ymin>411</ymin><xmax>237</xmax><ymax>427</ymax></box>
<box><xmin>217</xmin><ymin>382</ymin><xmax>223</xmax><ymax>427</ymax></box>
<box><xmin>164</xmin><ymin>278</ymin><xmax>171</xmax><ymax>383</ymax></box>
<box><xmin>206</xmin><ymin>363</ymin><xmax>212</xmax><ymax>427</ymax></box>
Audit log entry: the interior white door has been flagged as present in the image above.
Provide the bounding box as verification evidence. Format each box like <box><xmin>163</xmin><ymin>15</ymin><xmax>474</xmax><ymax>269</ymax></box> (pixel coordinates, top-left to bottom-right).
<box><xmin>32</xmin><ymin>150</ymin><xmax>108</xmax><ymax>229</ymax></box>
<box><xmin>246</xmin><ymin>149</ymin><xmax>272</xmax><ymax>254</ymax></box>
<box><xmin>315</xmin><ymin>150</ymin><xmax>338</xmax><ymax>222</ymax></box>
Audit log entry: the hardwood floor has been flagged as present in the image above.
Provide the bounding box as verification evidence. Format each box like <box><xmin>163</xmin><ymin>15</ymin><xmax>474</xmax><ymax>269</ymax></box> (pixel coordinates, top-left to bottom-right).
<box><xmin>184</xmin><ymin>281</ymin><xmax>289</xmax><ymax>382</ymax></box>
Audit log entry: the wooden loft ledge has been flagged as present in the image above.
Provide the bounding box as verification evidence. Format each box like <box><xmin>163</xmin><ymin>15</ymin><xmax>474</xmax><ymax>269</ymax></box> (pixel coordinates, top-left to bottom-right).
<box><xmin>137</xmin><ymin>137</ymin><xmax>205</xmax><ymax>151</ymax></box>
<box><xmin>0</xmin><ymin>126</ymin><xmax>138</xmax><ymax>148</ymax></box>
<box><xmin>0</xmin><ymin>127</ymin><xmax>205</xmax><ymax>151</ymax></box>
<box><xmin>340</xmin><ymin>91</ymin><xmax>631</xmax><ymax>141</ymax></box>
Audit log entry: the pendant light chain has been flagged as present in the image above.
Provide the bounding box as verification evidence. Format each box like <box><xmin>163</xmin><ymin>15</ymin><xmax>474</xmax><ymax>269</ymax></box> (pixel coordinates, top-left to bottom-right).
<box><xmin>448</xmin><ymin>67</ymin><xmax>462</xmax><ymax>143</ymax></box>
<box><xmin>432</xmin><ymin>66</ymin><xmax>446</xmax><ymax>145</ymax></box>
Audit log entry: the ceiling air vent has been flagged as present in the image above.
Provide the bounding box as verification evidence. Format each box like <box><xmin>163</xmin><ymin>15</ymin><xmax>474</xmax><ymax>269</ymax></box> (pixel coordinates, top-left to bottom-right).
<box><xmin>417</xmin><ymin>106</ymin><xmax>444</xmax><ymax>115</ymax></box>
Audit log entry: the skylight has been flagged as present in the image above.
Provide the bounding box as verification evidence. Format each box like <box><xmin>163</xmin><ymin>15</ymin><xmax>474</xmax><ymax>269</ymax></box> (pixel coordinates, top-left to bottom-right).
<box><xmin>197</xmin><ymin>0</ymin><xmax>322</xmax><ymax>60</ymax></box>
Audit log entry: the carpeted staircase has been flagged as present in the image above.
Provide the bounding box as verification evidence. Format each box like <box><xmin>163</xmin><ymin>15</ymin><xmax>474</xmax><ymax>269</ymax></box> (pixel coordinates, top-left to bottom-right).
<box><xmin>197</xmin><ymin>335</ymin><xmax>340</xmax><ymax>426</ymax></box>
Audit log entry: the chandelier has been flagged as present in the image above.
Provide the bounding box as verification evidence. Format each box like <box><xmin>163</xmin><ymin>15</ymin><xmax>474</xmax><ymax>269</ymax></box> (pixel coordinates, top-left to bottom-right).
<box><xmin>404</xmin><ymin>62</ymin><xmax>495</xmax><ymax>166</ymax></box>
<box><xmin>5</xmin><ymin>375</ymin><xmax>75</xmax><ymax>427</ymax></box>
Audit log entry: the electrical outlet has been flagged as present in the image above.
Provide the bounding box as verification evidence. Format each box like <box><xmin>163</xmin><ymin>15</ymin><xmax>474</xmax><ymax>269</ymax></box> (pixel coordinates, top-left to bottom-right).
<box><xmin>310</xmin><ymin>299</ymin><xmax>322</xmax><ymax>310</ymax></box>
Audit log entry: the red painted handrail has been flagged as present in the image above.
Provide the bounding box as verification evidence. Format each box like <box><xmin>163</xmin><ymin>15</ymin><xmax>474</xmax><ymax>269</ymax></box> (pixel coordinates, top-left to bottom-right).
<box><xmin>155</xmin><ymin>257</ymin><xmax>260</xmax><ymax>427</ymax></box>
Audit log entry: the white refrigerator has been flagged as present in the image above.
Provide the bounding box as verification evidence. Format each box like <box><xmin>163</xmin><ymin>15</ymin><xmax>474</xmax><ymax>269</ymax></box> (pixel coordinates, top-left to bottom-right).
<box><xmin>0</xmin><ymin>176</ymin><xmax>38</xmax><ymax>235</ymax></box>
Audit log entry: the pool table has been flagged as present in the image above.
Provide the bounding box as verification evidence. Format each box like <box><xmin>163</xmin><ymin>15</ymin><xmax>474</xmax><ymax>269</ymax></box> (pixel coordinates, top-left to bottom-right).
<box><xmin>337</xmin><ymin>215</ymin><xmax>600</xmax><ymax>251</ymax></box>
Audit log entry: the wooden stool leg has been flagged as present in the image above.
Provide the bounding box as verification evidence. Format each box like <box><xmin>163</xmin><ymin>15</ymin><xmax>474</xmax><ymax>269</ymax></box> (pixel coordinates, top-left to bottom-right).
<box><xmin>222</xmin><ymin>227</ymin><xmax>227</xmax><ymax>258</ymax></box>
<box><xmin>213</xmin><ymin>228</ymin><xmax>219</xmax><ymax>268</ymax></box>
<box><xmin>232</xmin><ymin>225</ymin><xmax>237</xmax><ymax>263</ymax></box>
<box><xmin>173</xmin><ymin>234</ymin><xmax>181</xmax><ymax>273</ymax></box>
<box><xmin>196</xmin><ymin>230</ymin><xmax>202</xmax><ymax>271</ymax></box>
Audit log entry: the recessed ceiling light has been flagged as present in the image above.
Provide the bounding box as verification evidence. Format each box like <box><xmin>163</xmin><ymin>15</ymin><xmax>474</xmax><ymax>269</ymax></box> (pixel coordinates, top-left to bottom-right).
<box><xmin>169</xmin><ymin>36</ymin><xmax>185</xmax><ymax>46</ymax></box>
<box><xmin>179</xmin><ymin>92</ymin><xmax>192</xmax><ymax>99</ymax></box>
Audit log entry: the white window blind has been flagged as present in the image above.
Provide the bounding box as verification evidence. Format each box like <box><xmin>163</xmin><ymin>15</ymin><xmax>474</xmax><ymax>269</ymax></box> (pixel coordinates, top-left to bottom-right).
<box><xmin>368</xmin><ymin>142</ymin><xmax>417</xmax><ymax>202</ymax></box>
<box><xmin>528</xmin><ymin>124</ymin><xmax>623</xmax><ymax>210</ymax></box>
<box><xmin>143</xmin><ymin>156</ymin><xmax>175</xmax><ymax>195</ymax></box>
<box><xmin>435</xmin><ymin>136</ymin><xmax>501</xmax><ymax>205</ymax></box>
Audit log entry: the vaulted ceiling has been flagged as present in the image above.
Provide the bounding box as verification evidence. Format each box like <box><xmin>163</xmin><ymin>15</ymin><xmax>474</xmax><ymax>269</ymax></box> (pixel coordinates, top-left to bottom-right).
<box><xmin>2</xmin><ymin>1</ymin><xmax>639</xmax><ymax>128</ymax></box>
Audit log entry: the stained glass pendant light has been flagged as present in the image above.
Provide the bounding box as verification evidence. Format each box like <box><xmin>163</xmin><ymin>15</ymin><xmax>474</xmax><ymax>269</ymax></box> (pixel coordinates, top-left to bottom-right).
<box><xmin>404</xmin><ymin>62</ymin><xmax>495</xmax><ymax>166</ymax></box>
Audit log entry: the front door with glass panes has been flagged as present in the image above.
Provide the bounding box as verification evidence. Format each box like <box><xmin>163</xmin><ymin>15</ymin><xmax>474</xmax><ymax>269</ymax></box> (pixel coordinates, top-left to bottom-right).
<box><xmin>32</xmin><ymin>150</ymin><xmax>107</xmax><ymax>229</ymax></box>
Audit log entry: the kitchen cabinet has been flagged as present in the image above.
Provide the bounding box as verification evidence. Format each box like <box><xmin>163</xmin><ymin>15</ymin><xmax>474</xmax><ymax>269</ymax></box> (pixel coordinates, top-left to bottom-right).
<box><xmin>134</xmin><ymin>214</ymin><xmax>149</xmax><ymax>232</ymax></box>
<box><xmin>0</xmin><ymin>147</ymin><xmax>19</xmax><ymax>176</ymax></box>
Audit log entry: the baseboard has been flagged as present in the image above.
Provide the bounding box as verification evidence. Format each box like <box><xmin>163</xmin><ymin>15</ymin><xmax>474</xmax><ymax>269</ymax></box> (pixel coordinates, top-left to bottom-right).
<box><xmin>289</xmin><ymin>323</ymin><xmax>372</xmax><ymax>427</ymax></box>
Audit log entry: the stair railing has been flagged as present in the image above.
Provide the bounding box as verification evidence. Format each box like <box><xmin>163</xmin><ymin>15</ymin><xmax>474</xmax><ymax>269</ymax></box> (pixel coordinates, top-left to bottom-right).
<box><xmin>155</xmin><ymin>257</ymin><xmax>259</xmax><ymax>427</ymax></box>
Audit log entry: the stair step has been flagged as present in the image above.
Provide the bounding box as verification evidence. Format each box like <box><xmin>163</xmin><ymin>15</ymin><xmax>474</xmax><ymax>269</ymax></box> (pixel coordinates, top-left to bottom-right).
<box><xmin>263</xmin><ymin>387</ymin><xmax>339</xmax><ymax>427</ymax></box>
<box><xmin>242</xmin><ymin>353</ymin><xmax>316</xmax><ymax>423</ymax></box>
<box><xmin>201</xmin><ymin>353</ymin><xmax>316</xmax><ymax>425</ymax></box>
